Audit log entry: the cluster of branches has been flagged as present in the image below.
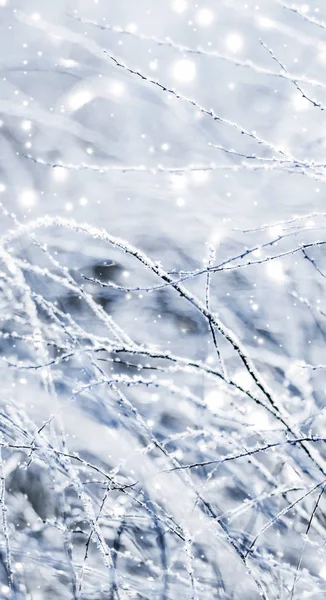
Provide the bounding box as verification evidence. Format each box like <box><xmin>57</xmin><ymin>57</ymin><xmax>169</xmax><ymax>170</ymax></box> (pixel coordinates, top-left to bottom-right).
<box><xmin>1</xmin><ymin>1</ymin><xmax>326</xmax><ymax>599</ymax></box>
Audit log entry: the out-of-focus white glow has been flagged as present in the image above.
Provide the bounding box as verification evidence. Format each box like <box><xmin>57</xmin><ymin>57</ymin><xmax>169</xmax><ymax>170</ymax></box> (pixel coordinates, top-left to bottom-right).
<box><xmin>266</xmin><ymin>260</ymin><xmax>286</xmax><ymax>282</ymax></box>
<box><xmin>21</xmin><ymin>120</ymin><xmax>32</xmax><ymax>131</ymax></box>
<box><xmin>65</xmin><ymin>202</ymin><xmax>73</xmax><ymax>211</ymax></box>
<box><xmin>109</xmin><ymin>80</ymin><xmax>125</xmax><ymax>97</ymax></box>
<box><xmin>283</xmin><ymin>462</ymin><xmax>300</xmax><ymax>483</ymax></box>
<box><xmin>195</xmin><ymin>8</ymin><xmax>214</xmax><ymax>27</ymax></box>
<box><xmin>209</xmin><ymin>231</ymin><xmax>221</xmax><ymax>246</ymax></box>
<box><xmin>191</xmin><ymin>170</ymin><xmax>209</xmax><ymax>184</ymax></box>
<box><xmin>205</xmin><ymin>389</ymin><xmax>223</xmax><ymax>413</ymax></box>
<box><xmin>305</xmin><ymin>219</ymin><xmax>315</xmax><ymax>228</ymax></box>
<box><xmin>60</xmin><ymin>58</ymin><xmax>78</xmax><ymax>69</ymax></box>
<box><xmin>206</xmin><ymin>355</ymin><xmax>214</xmax><ymax>365</ymax></box>
<box><xmin>171</xmin><ymin>174</ymin><xmax>188</xmax><ymax>190</ymax></box>
<box><xmin>248</xmin><ymin>407</ymin><xmax>272</xmax><ymax>430</ymax></box>
<box><xmin>0</xmin><ymin>183</ymin><xmax>6</xmax><ymax>193</ymax></box>
<box><xmin>171</xmin><ymin>0</ymin><xmax>187</xmax><ymax>13</ymax></box>
<box><xmin>68</xmin><ymin>89</ymin><xmax>93</xmax><ymax>111</ymax></box>
<box><xmin>19</xmin><ymin>188</ymin><xmax>37</xmax><ymax>208</ymax></box>
<box><xmin>172</xmin><ymin>59</ymin><xmax>196</xmax><ymax>83</ymax></box>
<box><xmin>292</xmin><ymin>93</ymin><xmax>310</xmax><ymax>111</ymax></box>
<box><xmin>225</xmin><ymin>33</ymin><xmax>243</xmax><ymax>53</ymax></box>
<box><xmin>0</xmin><ymin>0</ymin><xmax>8</xmax><ymax>7</ymax></box>
<box><xmin>173</xmin><ymin>448</ymin><xmax>184</xmax><ymax>460</ymax></box>
<box><xmin>80</xmin><ymin>196</ymin><xmax>88</xmax><ymax>206</ymax></box>
<box><xmin>269</xmin><ymin>224</ymin><xmax>283</xmax><ymax>237</ymax></box>
<box><xmin>234</xmin><ymin>369</ymin><xmax>253</xmax><ymax>390</ymax></box>
<box><xmin>52</xmin><ymin>166</ymin><xmax>68</xmax><ymax>183</ymax></box>
<box><xmin>256</xmin><ymin>16</ymin><xmax>274</xmax><ymax>29</ymax></box>
<box><xmin>126</xmin><ymin>22</ymin><xmax>138</xmax><ymax>33</ymax></box>
<box><xmin>112</xmin><ymin>504</ymin><xmax>125</xmax><ymax>517</ymax></box>
<box><xmin>176</xmin><ymin>197</ymin><xmax>186</xmax><ymax>207</ymax></box>
<box><xmin>253</xmin><ymin>247</ymin><xmax>261</xmax><ymax>257</ymax></box>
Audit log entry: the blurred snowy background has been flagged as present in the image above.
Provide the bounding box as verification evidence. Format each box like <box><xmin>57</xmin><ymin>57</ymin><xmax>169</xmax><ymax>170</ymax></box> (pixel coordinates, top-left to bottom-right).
<box><xmin>2</xmin><ymin>0</ymin><xmax>326</xmax><ymax>598</ymax></box>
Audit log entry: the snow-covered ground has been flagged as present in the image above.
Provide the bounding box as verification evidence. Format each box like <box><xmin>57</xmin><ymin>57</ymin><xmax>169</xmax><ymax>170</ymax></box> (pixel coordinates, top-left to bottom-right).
<box><xmin>1</xmin><ymin>1</ymin><xmax>326</xmax><ymax>598</ymax></box>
